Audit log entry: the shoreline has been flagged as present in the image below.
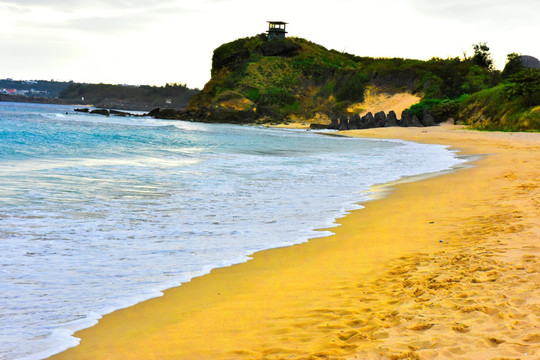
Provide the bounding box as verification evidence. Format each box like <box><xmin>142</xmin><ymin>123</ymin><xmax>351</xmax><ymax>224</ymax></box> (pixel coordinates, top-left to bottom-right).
<box><xmin>49</xmin><ymin>124</ymin><xmax>539</xmax><ymax>360</ymax></box>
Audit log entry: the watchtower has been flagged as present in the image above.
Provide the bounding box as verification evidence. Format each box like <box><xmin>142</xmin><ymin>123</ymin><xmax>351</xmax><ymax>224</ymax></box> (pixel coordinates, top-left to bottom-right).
<box><xmin>267</xmin><ymin>21</ymin><xmax>287</xmax><ymax>41</ymax></box>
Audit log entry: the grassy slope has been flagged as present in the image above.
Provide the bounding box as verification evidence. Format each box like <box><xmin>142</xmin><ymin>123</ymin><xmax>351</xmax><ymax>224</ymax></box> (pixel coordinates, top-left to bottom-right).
<box><xmin>186</xmin><ymin>34</ymin><xmax>539</xmax><ymax>131</ymax></box>
<box><xmin>187</xmin><ymin>35</ymin><xmax>494</xmax><ymax>122</ymax></box>
<box><xmin>458</xmin><ymin>84</ymin><xmax>540</xmax><ymax>131</ymax></box>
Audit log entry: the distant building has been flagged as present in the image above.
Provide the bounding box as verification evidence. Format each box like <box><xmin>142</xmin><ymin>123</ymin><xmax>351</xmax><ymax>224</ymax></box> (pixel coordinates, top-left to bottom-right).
<box><xmin>519</xmin><ymin>55</ymin><xmax>540</xmax><ymax>69</ymax></box>
<box><xmin>267</xmin><ymin>21</ymin><xmax>287</xmax><ymax>41</ymax></box>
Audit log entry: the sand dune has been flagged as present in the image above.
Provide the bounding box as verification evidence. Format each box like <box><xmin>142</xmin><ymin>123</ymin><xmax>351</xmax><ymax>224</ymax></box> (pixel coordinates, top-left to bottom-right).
<box><xmin>275</xmin><ymin>88</ymin><xmax>421</xmax><ymax>128</ymax></box>
<box><xmin>347</xmin><ymin>87</ymin><xmax>421</xmax><ymax>117</ymax></box>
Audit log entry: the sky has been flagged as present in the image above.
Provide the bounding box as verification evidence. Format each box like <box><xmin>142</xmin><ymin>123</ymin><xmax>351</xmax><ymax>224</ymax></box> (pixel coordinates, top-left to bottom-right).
<box><xmin>1</xmin><ymin>0</ymin><xmax>539</xmax><ymax>89</ymax></box>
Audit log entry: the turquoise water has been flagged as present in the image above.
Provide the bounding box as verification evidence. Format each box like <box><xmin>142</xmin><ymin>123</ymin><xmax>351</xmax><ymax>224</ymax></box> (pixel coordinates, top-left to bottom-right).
<box><xmin>0</xmin><ymin>102</ymin><xmax>465</xmax><ymax>359</ymax></box>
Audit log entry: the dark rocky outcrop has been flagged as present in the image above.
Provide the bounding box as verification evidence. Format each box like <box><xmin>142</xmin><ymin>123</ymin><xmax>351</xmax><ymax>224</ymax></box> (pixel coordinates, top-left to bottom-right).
<box><xmin>147</xmin><ymin>108</ymin><xmax>161</xmax><ymax>117</ymax></box>
<box><xmin>154</xmin><ymin>108</ymin><xmax>180</xmax><ymax>119</ymax></box>
<box><xmin>353</xmin><ymin>114</ymin><xmax>361</xmax><ymax>128</ymax></box>
<box><xmin>421</xmin><ymin>109</ymin><xmax>437</xmax><ymax>126</ymax></box>
<box><xmin>110</xmin><ymin>110</ymin><xmax>132</xmax><ymax>117</ymax></box>
<box><xmin>360</xmin><ymin>112</ymin><xmax>376</xmax><ymax>129</ymax></box>
<box><xmin>374</xmin><ymin>111</ymin><xmax>387</xmax><ymax>127</ymax></box>
<box><xmin>338</xmin><ymin>115</ymin><xmax>349</xmax><ymax>130</ymax></box>
<box><xmin>386</xmin><ymin>110</ymin><xmax>398</xmax><ymax>127</ymax></box>
<box><xmin>74</xmin><ymin>108</ymin><xmax>89</xmax><ymax>113</ymax></box>
<box><xmin>400</xmin><ymin>110</ymin><xmax>412</xmax><ymax>127</ymax></box>
<box><xmin>310</xmin><ymin>123</ymin><xmax>329</xmax><ymax>130</ymax></box>
<box><xmin>411</xmin><ymin>115</ymin><xmax>424</xmax><ymax>127</ymax></box>
<box><xmin>328</xmin><ymin>115</ymin><xmax>339</xmax><ymax>129</ymax></box>
<box><xmin>324</xmin><ymin>108</ymin><xmax>443</xmax><ymax>131</ymax></box>
<box><xmin>90</xmin><ymin>109</ymin><xmax>110</xmax><ymax>116</ymax></box>
<box><xmin>348</xmin><ymin>114</ymin><xmax>360</xmax><ymax>129</ymax></box>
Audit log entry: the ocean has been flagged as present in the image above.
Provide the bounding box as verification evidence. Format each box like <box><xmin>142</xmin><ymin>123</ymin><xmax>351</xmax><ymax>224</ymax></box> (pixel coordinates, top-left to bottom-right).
<box><xmin>0</xmin><ymin>101</ymin><xmax>466</xmax><ymax>360</ymax></box>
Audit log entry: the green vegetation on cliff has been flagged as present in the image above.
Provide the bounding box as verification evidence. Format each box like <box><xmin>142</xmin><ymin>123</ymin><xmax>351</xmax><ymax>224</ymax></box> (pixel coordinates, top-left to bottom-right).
<box><xmin>457</xmin><ymin>69</ymin><xmax>540</xmax><ymax>131</ymax></box>
<box><xmin>407</xmin><ymin>47</ymin><xmax>540</xmax><ymax>131</ymax></box>
<box><xmin>181</xmin><ymin>34</ymin><xmax>538</xmax><ymax>131</ymax></box>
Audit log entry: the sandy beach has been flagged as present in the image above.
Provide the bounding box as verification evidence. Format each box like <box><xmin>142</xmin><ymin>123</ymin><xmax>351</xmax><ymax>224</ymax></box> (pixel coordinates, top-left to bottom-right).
<box><xmin>49</xmin><ymin>124</ymin><xmax>539</xmax><ymax>360</ymax></box>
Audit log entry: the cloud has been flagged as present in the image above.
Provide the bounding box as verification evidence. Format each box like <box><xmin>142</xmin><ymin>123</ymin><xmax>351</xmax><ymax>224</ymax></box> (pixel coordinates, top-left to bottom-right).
<box><xmin>62</xmin><ymin>15</ymin><xmax>151</xmax><ymax>34</ymax></box>
<box><xmin>0</xmin><ymin>0</ymin><xmax>178</xmax><ymax>9</ymax></box>
<box><xmin>0</xmin><ymin>0</ymin><xmax>194</xmax><ymax>23</ymax></box>
<box><xmin>408</xmin><ymin>0</ymin><xmax>539</xmax><ymax>25</ymax></box>
<box><xmin>0</xmin><ymin>1</ymin><xmax>197</xmax><ymax>36</ymax></box>
<box><xmin>1</xmin><ymin>4</ymin><xmax>30</xmax><ymax>14</ymax></box>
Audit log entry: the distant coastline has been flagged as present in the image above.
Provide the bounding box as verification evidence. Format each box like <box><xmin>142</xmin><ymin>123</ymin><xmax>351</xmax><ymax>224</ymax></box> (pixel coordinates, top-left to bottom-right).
<box><xmin>0</xmin><ymin>80</ymin><xmax>200</xmax><ymax>112</ymax></box>
<box><xmin>0</xmin><ymin>94</ymin><xmax>74</xmax><ymax>105</ymax></box>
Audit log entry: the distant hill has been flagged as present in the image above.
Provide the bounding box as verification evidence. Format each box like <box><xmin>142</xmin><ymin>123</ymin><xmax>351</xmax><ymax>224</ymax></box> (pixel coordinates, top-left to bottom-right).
<box><xmin>0</xmin><ymin>79</ymin><xmax>200</xmax><ymax>112</ymax></box>
<box><xmin>59</xmin><ymin>83</ymin><xmax>200</xmax><ymax>111</ymax></box>
<box><xmin>0</xmin><ymin>79</ymin><xmax>70</xmax><ymax>97</ymax></box>
<box><xmin>163</xmin><ymin>34</ymin><xmax>538</xmax><ymax>131</ymax></box>
<box><xmin>173</xmin><ymin>34</ymin><xmax>494</xmax><ymax>124</ymax></box>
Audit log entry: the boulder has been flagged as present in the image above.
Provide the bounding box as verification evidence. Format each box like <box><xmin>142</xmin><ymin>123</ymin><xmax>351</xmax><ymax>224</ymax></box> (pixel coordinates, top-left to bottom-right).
<box><xmin>90</xmin><ymin>109</ymin><xmax>110</xmax><ymax>117</ymax></box>
<box><xmin>154</xmin><ymin>108</ymin><xmax>179</xmax><ymax>119</ymax></box>
<box><xmin>348</xmin><ymin>114</ymin><xmax>360</xmax><ymax>129</ymax></box>
<box><xmin>209</xmin><ymin>91</ymin><xmax>257</xmax><ymax>123</ymax></box>
<box><xmin>309</xmin><ymin>123</ymin><xmax>329</xmax><ymax>130</ymax></box>
<box><xmin>338</xmin><ymin>115</ymin><xmax>349</xmax><ymax>130</ymax></box>
<box><xmin>374</xmin><ymin>111</ymin><xmax>387</xmax><ymax>127</ymax></box>
<box><xmin>411</xmin><ymin>115</ymin><xmax>424</xmax><ymax>127</ymax></box>
<box><xmin>110</xmin><ymin>110</ymin><xmax>132</xmax><ymax>117</ymax></box>
<box><xmin>178</xmin><ymin>108</ymin><xmax>210</xmax><ymax>121</ymax></box>
<box><xmin>400</xmin><ymin>110</ymin><xmax>412</xmax><ymax>127</ymax></box>
<box><xmin>354</xmin><ymin>114</ymin><xmax>362</xmax><ymax>129</ymax></box>
<box><xmin>386</xmin><ymin>110</ymin><xmax>398</xmax><ymax>127</ymax></box>
<box><xmin>361</xmin><ymin>112</ymin><xmax>376</xmax><ymax>129</ymax></box>
<box><xmin>328</xmin><ymin>115</ymin><xmax>339</xmax><ymax>129</ymax></box>
<box><xmin>147</xmin><ymin>108</ymin><xmax>160</xmax><ymax>117</ymax></box>
<box><xmin>421</xmin><ymin>109</ymin><xmax>437</xmax><ymax>126</ymax></box>
<box><xmin>74</xmin><ymin>108</ymin><xmax>89</xmax><ymax>113</ymax></box>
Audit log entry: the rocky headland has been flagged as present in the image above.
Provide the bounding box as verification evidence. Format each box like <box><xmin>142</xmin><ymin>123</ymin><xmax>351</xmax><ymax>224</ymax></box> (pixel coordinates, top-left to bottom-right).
<box><xmin>146</xmin><ymin>34</ymin><xmax>538</xmax><ymax>131</ymax></box>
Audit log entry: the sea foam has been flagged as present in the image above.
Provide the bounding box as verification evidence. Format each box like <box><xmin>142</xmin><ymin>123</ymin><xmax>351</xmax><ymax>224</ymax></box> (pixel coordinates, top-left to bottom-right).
<box><xmin>0</xmin><ymin>102</ymin><xmax>466</xmax><ymax>360</ymax></box>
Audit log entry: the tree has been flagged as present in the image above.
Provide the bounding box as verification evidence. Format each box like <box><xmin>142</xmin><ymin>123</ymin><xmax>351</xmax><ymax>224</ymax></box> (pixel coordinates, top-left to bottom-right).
<box><xmin>472</xmin><ymin>42</ymin><xmax>494</xmax><ymax>71</ymax></box>
<box><xmin>502</xmin><ymin>52</ymin><xmax>523</xmax><ymax>78</ymax></box>
<box><xmin>505</xmin><ymin>69</ymin><xmax>540</xmax><ymax>107</ymax></box>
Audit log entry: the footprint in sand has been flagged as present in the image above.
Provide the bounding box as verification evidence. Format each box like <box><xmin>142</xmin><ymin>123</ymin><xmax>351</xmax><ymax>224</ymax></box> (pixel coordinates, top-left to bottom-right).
<box><xmin>452</xmin><ymin>323</ymin><xmax>470</xmax><ymax>333</ymax></box>
<box><xmin>408</xmin><ymin>322</ymin><xmax>434</xmax><ymax>331</ymax></box>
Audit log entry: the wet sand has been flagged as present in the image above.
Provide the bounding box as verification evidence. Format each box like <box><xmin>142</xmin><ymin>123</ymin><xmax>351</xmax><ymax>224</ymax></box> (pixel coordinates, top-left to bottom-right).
<box><xmin>49</xmin><ymin>124</ymin><xmax>540</xmax><ymax>360</ymax></box>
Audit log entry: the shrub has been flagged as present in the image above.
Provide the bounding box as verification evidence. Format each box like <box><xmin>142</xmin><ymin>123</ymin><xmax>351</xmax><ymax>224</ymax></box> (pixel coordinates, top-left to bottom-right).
<box><xmin>244</xmin><ymin>88</ymin><xmax>261</xmax><ymax>102</ymax></box>
<box><xmin>407</xmin><ymin>98</ymin><xmax>443</xmax><ymax>119</ymax></box>
<box><xmin>259</xmin><ymin>88</ymin><xmax>296</xmax><ymax>106</ymax></box>
<box><xmin>504</xmin><ymin>69</ymin><xmax>540</xmax><ymax>107</ymax></box>
<box><xmin>457</xmin><ymin>84</ymin><xmax>539</xmax><ymax>131</ymax></box>
<box><xmin>431</xmin><ymin>96</ymin><xmax>468</xmax><ymax>121</ymax></box>
<box><xmin>501</xmin><ymin>53</ymin><xmax>523</xmax><ymax>78</ymax></box>
<box><xmin>335</xmin><ymin>72</ymin><xmax>368</xmax><ymax>102</ymax></box>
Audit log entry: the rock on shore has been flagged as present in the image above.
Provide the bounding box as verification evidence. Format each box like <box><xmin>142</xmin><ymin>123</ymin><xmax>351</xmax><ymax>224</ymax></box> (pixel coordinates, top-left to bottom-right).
<box><xmin>325</xmin><ymin>108</ymin><xmax>439</xmax><ymax>130</ymax></box>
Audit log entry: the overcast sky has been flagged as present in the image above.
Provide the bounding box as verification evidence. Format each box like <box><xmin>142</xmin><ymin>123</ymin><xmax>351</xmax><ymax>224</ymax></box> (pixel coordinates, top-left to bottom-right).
<box><xmin>1</xmin><ymin>0</ymin><xmax>538</xmax><ymax>89</ymax></box>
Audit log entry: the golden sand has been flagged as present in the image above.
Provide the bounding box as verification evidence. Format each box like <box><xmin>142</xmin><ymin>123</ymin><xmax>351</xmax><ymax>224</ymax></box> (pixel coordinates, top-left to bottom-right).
<box><xmin>267</xmin><ymin>90</ymin><xmax>421</xmax><ymax>129</ymax></box>
<box><xmin>347</xmin><ymin>88</ymin><xmax>421</xmax><ymax>117</ymax></box>
<box><xmin>49</xmin><ymin>124</ymin><xmax>539</xmax><ymax>360</ymax></box>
